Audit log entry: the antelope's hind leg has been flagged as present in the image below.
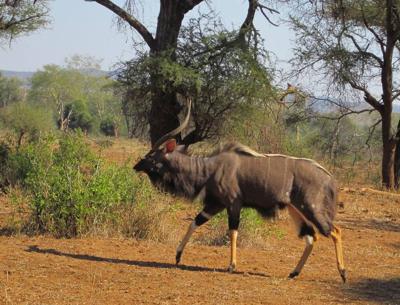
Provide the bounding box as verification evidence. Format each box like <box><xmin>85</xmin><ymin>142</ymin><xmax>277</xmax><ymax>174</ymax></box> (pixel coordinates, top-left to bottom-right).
<box><xmin>331</xmin><ymin>224</ymin><xmax>346</xmax><ymax>283</ymax></box>
<box><xmin>175</xmin><ymin>204</ymin><xmax>224</xmax><ymax>265</ymax></box>
<box><xmin>227</xmin><ymin>203</ymin><xmax>242</xmax><ymax>273</ymax></box>
<box><xmin>288</xmin><ymin>205</ymin><xmax>317</xmax><ymax>279</ymax></box>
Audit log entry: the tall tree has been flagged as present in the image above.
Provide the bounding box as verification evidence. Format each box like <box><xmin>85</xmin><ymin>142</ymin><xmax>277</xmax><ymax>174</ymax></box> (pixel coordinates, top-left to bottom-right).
<box><xmin>29</xmin><ymin>61</ymin><xmax>121</xmax><ymax>133</ymax></box>
<box><xmin>0</xmin><ymin>0</ymin><xmax>49</xmax><ymax>45</ymax></box>
<box><xmin>116</xmin><ymin>15</ymin><xmax>274</xmax><ymax>144</ymax></box>
<box><xmin>289</xmin><ymin>0</ymin><xmax>400</xmax><ymax>188</ymax></box>
<box><xmin>29</xmin><ymin>65</ymin><xmax>85</xmax><ymax>131</ymax></box>
<box><xmin>0</xmin><ymin>73</ymin><xmax>24</xmax><ymax>107</ymax></box>
<box><xmin>84</xmin><ymin>0</ymin><xmax>277</xmax><ymax>145</ymax></box>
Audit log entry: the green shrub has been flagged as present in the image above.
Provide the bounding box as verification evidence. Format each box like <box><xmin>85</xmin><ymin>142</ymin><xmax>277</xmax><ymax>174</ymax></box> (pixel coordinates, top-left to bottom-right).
<box><xmin>59</xmin><ymin>100</ymin><xmax>93</xmax><ymax>133</ymax></box>
<box><xmin>100</xmin><ymin>117</ymin><xmax>118</xmax><ymax>137</ymax></box>
<box><xmin>0</xmin><ymin>102</ymin><xmax>54</xmax><ymax>147</ymax></box>
<box><xmin>18</xmin><ymin>132</ymin><xmax>138</xmax><ymax>237</ymax></box>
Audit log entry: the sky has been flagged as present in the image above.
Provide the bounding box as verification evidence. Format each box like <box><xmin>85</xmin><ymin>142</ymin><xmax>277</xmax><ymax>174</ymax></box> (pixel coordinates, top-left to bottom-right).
<box><xmin>0</xmin><ymin>0</ymin><xmax>294</xmax><ymax>72</ymax></box>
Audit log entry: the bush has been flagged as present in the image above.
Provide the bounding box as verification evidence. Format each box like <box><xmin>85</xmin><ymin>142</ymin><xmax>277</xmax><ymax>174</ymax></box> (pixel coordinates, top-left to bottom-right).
<box><xmin>100</xmin><ymin>117</ymin><xmax>118</xmax><ymax>137</ymax></box>
<box><xmin>0</xmin><ymin>102</ymin><xmax>54</xmax><ymax>147</ymax></box>
<box><xmin>15</xmin><ymin>132</ymin><xmax>139</xmax><ymax>237</ymax></box>
<box><xmin>0</xmin><ymin>142</ymin><xmax>10</xmax><ymax>188</ymax></box>
<box><xmin>60</xmin><ymin>100</ymin><xmax>93</xmax><ymax>133</ymax></box>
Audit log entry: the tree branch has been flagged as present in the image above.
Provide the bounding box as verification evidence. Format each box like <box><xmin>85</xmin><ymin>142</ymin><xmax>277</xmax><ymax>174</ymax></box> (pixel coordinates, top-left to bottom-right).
<box><xmin>238</xmin><ymin>0</ymin><xmax>258</xmax><ymax>41</ymax></box>
<box><xmin>344</xmin><ymin>33</ymin><xmax>384</xmax><ymax>67</ymax></box>
<box><xmin>179</xmin><ymin>0</ymin><xmax>205</xmax><ymax>13</ymax></box>
<box><xmin>366</xmin><ymin>118</ymin><xmax>382</xmax><ymax>147</ymax></box>
<box><xmin>346</xmin><ymin>79</ymin><xmax>384</xmax><ymax>113</ymax></box>
<box><xmin>0</xmin><ymin>14</ymin><xmax>43</xmax><ymax>30</ymax></box>
<box><xmin>90</xmin><ymin>0</ymin><xmax>156</xmax><ymax>49</ymax></box>
<box><xmin>361</xmin><ymin>8</ymin><xmax>386</xmax><ymax>56</ymax></box>
<box><xmin>258</xmin><ymin>3</ymin><xmax>279</xmax><ymax>26</ymax></box>
<box><xmin>310</xmin><ymin>108</ymin><xmax>376</xmax><ymax>121</ymax></box>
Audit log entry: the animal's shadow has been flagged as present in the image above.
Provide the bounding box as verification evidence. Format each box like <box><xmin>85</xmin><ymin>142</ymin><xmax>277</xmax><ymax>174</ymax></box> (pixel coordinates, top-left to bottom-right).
<box><xmin>25</xmin><ymin>245</ymin><xmax>269</xmax><ymax>278</ymax></box>
<box><xmin>340</xmin><ymin>277</ymin><xmax>400</xmax><ymax>304</ymax></box>
<box><xmin>338</xmin><ymin>217</ymin><xmax>400</xmax><ymax>233</ymax></box>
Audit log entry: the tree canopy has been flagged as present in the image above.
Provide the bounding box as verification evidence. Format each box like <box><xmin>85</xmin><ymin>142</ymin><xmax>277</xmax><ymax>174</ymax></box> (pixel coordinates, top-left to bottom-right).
<box><xmin>117</xmin><ymin>14</ymin><xmax>275</xmax><ymax>143</ymax></box>
<box><xmin>289</xmin><ymin>0</ymin><xmax>400</xmax><ymax>188</ymax></box>
<box><xmin>86</xmin><ymin>0</ymin><xmax>279</xmax><ymax>144</ymax></box>
<box><xmin>0</xmin><ymin>0</ymin><xmax>50</xmax><ymax>45</ymax></box>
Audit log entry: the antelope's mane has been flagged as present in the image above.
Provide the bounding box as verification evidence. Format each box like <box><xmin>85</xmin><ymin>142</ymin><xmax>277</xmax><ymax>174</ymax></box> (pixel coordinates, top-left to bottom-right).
<box><xmin>210</xmin><ymin>142</ymin><xmax>332</xmax><ymax>176</ymax></box>
<box><xmin>210</xmin><ymin>142</ymin><xmax>266</xmax><ymax>158</ymax></box>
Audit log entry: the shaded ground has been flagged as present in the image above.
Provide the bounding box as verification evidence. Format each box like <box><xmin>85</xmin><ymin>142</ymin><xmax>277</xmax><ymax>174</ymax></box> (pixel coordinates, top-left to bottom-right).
<box><xmin>0</xmin><ymin>189</ymin><xmax>399</xmax><ymax>305</ymax></box>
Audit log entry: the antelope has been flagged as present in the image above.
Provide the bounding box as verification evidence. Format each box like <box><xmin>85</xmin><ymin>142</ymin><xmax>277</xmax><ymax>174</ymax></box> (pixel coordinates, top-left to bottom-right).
<box><xmin>133</xmin><ymin>98</ymin><xmax>346</xmax><ymax>282</ymax></box>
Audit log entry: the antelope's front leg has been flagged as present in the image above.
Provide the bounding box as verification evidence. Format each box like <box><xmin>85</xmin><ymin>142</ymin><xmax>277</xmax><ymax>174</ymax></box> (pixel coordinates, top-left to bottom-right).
<box><xmin>228</xmin><ymin>229</ymin><xmax>238</xmax><ymax>272</ymax></box>
<box><xmin>176</xmin><ymin>205</ymin><xmax>223</xmax><ymax>265</ymax></box>
<box><xmin>227</xmin><ymin>206</ymin><xmax>241</xmax><ymax>273</ymax></box>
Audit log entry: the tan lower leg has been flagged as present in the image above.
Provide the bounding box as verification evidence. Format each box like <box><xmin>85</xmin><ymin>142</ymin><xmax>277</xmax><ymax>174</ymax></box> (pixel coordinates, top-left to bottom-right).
<box><xmin>289</xmin><ymin>235</ymin><xmax>315</xmax><ymax>278</ymax></box>
<box><xmin>228</xmin><ymin>230</ymin><xmax>238</xmax><ymax>272</ymax></box>
<box><xmin>175</xmin><ymin>221</ymin><xmax>197</xmax><ymax>264</ymax></box>
<box><xmin>331</xmin><ymin>225</ymin><xmax>346</xmax><ymax>282</ymax></box>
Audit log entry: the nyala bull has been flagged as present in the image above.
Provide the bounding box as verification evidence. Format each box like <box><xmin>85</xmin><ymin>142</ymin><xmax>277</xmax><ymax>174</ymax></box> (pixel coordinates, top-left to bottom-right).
<box><xmin>134</xmin><ymin>99</ymin><xmax>346</xmax><ymax>282</ymax></box>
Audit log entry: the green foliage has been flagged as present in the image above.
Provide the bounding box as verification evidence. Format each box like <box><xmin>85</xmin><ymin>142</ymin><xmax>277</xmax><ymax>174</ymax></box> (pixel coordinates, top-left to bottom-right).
<box><xmin>151</xmin><ymin>53</ymin><xmax>202</xmax><ymax>95</ymax></box>
<box><xmin>28</xmin><ymin>59</ymin><xmax>122</xmax><ymax>134</ymax></box>
<box><xmin>0</xmin><ymin>0</ymin><xmax>50</xmax><ymax>45</ymax></box>
<box><xmin>0</xmin><ymin>73</ymin><xmax>24</xmax><ymax>107</ymax></box>
<box><xmin>13</xmin><ymin>132</ymin><xmax>139</xmax><ymax>237</ymax></box>
<box><xmin>29</xmin><ymin>64</ymin><xmax>84</xmax><ymax>114</ymax></box>
<box><xmin>0</xmin><ymin>102</ymin><xmax>54</xmax><ymax>146</ymax></box>
<box><xmin>197</xmin><ymin>207</ymin><xmax>286</xmax><ymax>247</ymax></box>
<box><xmin>100</xmin><ymin>117</ymin><xmax>118</xmax><ymax>136</ymax></box>
<box><xmin>117</xmin><ymin>15</ymin><xmax>275</xmax><ymax>142</ymax></box>
<box><xmin>62</xmin><ymin>100</ymin><xmax>93</xmax><ymax>133</ymax></box>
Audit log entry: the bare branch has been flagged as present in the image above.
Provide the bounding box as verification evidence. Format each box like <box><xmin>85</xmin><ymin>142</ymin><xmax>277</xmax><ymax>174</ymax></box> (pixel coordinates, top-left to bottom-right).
<box><xmin>344</xmin><ymin>33</ymin><xmax>384</xmax><ymax>67</ymax></box>
<box><xmin>91</xmin><ymin>0</ymin><xmax>156</xmax><ymax>49</ymax></box>
<box><xmin>345</xmin><ymin>79</ymin><xmax>384</xmax><ymax>113</ymax></box>
<box><xmin>258</xmin><ymin>5</ymin><xmax>279</xmax><ymax>27</ymax></box>
<box><xmin>361</xmin><ymin>9</ymin><xmax>386</xmax><ymax>55</ymax></box>
<box><xmin>393</xmin><ymin>90</ymin><xmax>400</xmax><ymax>100</ymax></box>
<box><xmin>366</xmin><ymin>118</ymin><xmax>382</xmax><ymax>147</ymax></box>
<box><xmin>180</xmin><ymin>0</ymin><xmax>205</xmax><ymax>13</ymax></box>
<box><xmin>310</xmin><ymin>108</ymin><xmax>376</xmax><ymax>121</ymax></box>
<box><xmin>184</xmin><ymin>0</ymin><xmax>270</xmax><ymax>59</ymax></box>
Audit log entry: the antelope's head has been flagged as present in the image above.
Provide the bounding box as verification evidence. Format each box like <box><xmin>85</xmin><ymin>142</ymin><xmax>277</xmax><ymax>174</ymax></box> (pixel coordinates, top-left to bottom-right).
<box><xmin>133</xmin><ymin>98</ymin><xmax>191</xmax><ymax>182</ymax></box>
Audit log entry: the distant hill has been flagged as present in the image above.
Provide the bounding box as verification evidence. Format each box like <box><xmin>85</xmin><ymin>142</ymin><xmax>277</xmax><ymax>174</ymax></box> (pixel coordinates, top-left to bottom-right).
<box><xmin>0</xmin><ymin>69</ymin><xmax>110</xmax><ymax>83</ymax></box>
<box><xmin>0</xmin><ymin>70</ymin><xmax>34</xmax><ymax>81</ymax></box>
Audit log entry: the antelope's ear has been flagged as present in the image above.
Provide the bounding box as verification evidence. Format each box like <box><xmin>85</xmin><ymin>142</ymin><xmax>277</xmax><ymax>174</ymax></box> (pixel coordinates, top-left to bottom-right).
<box><xmin>164</xmin><ymin>139</ymin><xmax>177</xmax><ymax>153</ymax></box>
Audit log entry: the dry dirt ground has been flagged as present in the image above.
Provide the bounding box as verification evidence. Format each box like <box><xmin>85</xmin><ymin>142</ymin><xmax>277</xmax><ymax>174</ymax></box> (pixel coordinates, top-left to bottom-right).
<box><xmin>0</xmin><ymin>189</ymin><xmax>399</xmax><ymax>305</ymax></box>
<box><xmin>0</xmin><ymin>141</ymin><xmax>399</xmax><ymax>305</ymax></box>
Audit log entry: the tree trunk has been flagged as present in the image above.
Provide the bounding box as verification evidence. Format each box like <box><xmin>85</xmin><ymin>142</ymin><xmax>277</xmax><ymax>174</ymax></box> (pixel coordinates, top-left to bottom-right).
<box><xmin>149</xmin><ymin>90</ymin><xmax>182</xmax><ymax>145</ymax></box>
<box><xmin>17</xmin><ymin>130</ymin><xmax>25</xmax><ymax>150</ymax></box>
<box><xmin>148</xmin><ymin>1</ymin><xmax>186</xmax><ymax>145</ymax></box>
<box><xmin>394</xmin><ymin>120</ymin><xmax>400</xmax><ymax>187</ymax></box>
<box><xmin>381</xmin><ymin>110</ymin><xmax>396</xmax><ymax>188</ymax></box>
<box><xmin>380</xmin><ymin>0</ymin><xmax>396</xmax><ymax>189</ymax></box>
<box><xmin>382</xmin><ymin>138</ymin><xmax>396</xmax><ymax>189</ymax></box>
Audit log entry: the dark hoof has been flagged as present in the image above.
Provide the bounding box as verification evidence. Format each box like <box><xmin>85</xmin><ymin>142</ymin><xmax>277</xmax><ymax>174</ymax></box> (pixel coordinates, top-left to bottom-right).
<box><xmin>340</xmin><ymin>269</ymin><xmax>347</xmax><ymax>283</ymax></box>
<box><xmin>288</xmin><ymin>271</ymin><xmax>299</xmax><ymax>279</ymax></box>
<box><xmin>228</xmin><ymin>264</ymin><xmax>236</xmax><ymax>273</ymax></box>
<box><xmin>175</xmin><ymin>251</ymin><xmax>182</xmax><ymax>265</ymax></box>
